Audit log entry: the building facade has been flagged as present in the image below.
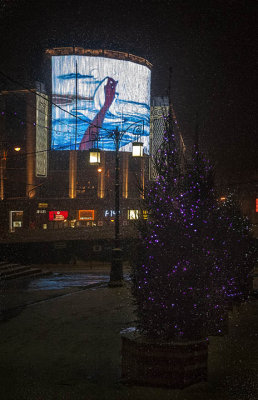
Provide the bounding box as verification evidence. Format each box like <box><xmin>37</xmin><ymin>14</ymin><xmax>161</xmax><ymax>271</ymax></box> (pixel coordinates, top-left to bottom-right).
<box><xmin>0</xmin><ymin>49</ymin><xmax>152</xmax><ymax>241</ymax></box>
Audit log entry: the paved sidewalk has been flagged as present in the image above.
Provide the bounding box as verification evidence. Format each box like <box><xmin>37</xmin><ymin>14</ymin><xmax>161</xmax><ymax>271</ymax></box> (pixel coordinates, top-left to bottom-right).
<box><xmin>0</xmin><ymin>265</ymin><xmax>257</xmax><ymax>400</ymax></box>
<box><xmin>0</xmin><ymin>260</ymin><xmax>130</xmax><ymax>315</ymax></box>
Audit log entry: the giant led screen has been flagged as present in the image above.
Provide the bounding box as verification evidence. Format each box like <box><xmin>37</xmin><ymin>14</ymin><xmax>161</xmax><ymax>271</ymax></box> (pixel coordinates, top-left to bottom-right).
<box><xmin>51</xmin><ymin>55</ymin><xmax>151</xmax><ymax>153</ymax></box>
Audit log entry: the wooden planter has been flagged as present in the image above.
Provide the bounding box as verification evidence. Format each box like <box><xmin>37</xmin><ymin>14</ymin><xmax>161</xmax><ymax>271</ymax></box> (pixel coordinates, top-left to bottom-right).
<box><xmin>121</xmin><ymin>329</ymin><xmax>208</xmax><ymax>389</ymax></box>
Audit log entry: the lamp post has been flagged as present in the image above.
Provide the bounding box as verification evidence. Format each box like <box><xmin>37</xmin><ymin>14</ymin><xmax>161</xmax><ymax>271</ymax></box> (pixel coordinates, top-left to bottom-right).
<box><xmin>109</xmin><ymin>127</ymin><xmax>123</xmax><ymax>287</ymax></box>
<box><xmin>89</xmin><ymin>120</ymin><xmax>145</xmax><ymax>287</ymax></box>
<box><xmin>108</xmin><ymin>121</ymin><xmax>145</xmax><ymax>287</ymax></box>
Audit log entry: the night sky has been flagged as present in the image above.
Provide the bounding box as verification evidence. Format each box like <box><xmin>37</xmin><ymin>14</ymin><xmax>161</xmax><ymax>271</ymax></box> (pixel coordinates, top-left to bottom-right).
<box><xmin>0</xmin><ymin>0</ymin><xmax>256</xmax><ymax>184</ymax></box>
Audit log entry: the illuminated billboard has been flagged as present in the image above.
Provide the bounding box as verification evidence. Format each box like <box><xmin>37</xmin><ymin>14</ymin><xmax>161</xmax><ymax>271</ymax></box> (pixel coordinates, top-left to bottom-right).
<box><xmin>51</xmin><ymin>55</ymin><xmax>151</xmax><ymax>153</ymax></box>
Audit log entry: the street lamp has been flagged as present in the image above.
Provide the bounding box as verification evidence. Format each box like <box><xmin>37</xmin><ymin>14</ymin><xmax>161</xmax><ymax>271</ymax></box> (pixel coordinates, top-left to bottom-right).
<box><xmin>89</xmin><ymin>148</ymin><xmax>101</xmax><ymax>164</ymax></box>
<box><xmin>132</xmin><ymin>141</ymin><xmax>144</xmax><ymax>157</ymax></box>
<box><xmin>109</xmin><ymin>127</ymin><xmax>124</xmax><ymax>287</ymax></box>
<box><xmin>88</xmin><ymin>128</ymin><xmax>123</xmax><ymax>286</ymax></box>
<box><xmin>88</xmin><ymin>121</ymin><xmax>145</xmax><ymax>287</ymax></box>
<box><xmin>109</xmin><ymin>122</ymin><xmax>144</xmax><ymax>287</ymax></box>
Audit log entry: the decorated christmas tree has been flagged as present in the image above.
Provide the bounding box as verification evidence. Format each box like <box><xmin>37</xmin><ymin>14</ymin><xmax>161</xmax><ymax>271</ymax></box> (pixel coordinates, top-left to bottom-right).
<box><xmin>131</xmin><ymin>111</ymin><xmax>254</xmax><ymax>340</ymax></box>
<box><xmin>131</xmin><ymin>115</ymin><xmax>204</xmax><ymax>339</ymax></box>
<box><xmin>123</xmin><ymin>109</ymin><xmax>256</xmax><ymax>388</ymax></box>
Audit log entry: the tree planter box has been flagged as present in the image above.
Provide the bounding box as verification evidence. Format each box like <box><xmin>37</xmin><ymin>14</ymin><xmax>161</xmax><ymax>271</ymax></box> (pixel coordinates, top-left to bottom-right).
<box><xmin>121</xmin><ymin>329</ymin><xmax>208</xmax><ymax>389</ymax></box>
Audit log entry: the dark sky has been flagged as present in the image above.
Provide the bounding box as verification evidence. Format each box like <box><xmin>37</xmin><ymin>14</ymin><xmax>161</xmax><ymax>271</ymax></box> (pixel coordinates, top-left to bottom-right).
<box><xmin>0</xmin><ymin>0</ymin><xmax>257</xmax><ymax>184</ymax></box>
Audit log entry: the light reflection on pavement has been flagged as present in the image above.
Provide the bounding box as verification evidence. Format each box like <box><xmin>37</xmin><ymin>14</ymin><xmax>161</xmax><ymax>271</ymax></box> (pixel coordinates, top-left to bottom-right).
<box><xmin>0</xmin><ymin>271</ymin><xmax>131</xmax><ymax>322</ymax></box>
<box><xmin>27</xmin><ymin>273</ymin><xmax>110</xmax><ymax>291</ymax></box>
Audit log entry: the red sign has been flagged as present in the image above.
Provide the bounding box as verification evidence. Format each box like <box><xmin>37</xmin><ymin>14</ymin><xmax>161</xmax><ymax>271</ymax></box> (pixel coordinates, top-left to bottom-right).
<box><xmin>49</xmin><ymin>211</ymin><xmax>68</xmax><ymax>221</ymax></box>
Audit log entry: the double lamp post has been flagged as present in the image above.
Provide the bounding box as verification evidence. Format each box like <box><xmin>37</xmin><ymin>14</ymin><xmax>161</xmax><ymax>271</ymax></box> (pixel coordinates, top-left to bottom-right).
<box><xmin>89</xmin><ymin>124</ymin><xmax>144</xmax><ymax>288</ymax></box>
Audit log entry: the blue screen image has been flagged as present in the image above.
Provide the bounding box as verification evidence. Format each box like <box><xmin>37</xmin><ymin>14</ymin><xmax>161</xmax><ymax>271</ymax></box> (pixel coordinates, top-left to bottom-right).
<box><xmin>51</xmin><ymin>55</ymin><xmax>151</xmax><ymax>153</ymax></box>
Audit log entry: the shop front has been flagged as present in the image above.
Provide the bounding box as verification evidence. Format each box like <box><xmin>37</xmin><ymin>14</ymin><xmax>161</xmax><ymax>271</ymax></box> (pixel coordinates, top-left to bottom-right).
<box><xmin>77</xmin><ymin>209</ymin><xmax>96</xmax><ymax>227</ymax></box>
<box><xmin>48</xmin><ymin>210</ymin><xmax>69</xmax><ymax>229</ymax></box>
<box><xmin>9</xmin><ymin>210</ymin><xmax>23</xmax><ymax>232</ymax></box>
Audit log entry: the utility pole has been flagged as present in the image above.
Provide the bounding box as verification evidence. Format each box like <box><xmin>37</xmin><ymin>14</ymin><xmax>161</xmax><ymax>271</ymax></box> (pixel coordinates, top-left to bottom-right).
<box><xmin>109</xmin><ymin>127</ymin><xmax>123</xmax><ymax>287</ymax></box>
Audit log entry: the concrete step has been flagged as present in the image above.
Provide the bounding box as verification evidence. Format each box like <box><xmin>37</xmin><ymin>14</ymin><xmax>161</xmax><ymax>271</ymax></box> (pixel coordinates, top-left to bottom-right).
<box><xmin>4</xmin><ymin>268</ymin><xmax>50</xmax><ymax>281</ymax></box>
<box><xmin>0</xmin><ymin>263</ymin><xmax>21</xmax><ymax>271</ymax></box>
<box><xmin>0</xmin><ymin>265</ymin><xmax>33</xmax><ymax>277</ymax></box>
<box><xmin>0</xmin><ymin>261</ymin><xmax>10</xmax><ymax>266</ymax></box>
<box><xmin>0</xmin><ymin>261</ymin><xmax>52</xmax><ymax>281</ymax></box>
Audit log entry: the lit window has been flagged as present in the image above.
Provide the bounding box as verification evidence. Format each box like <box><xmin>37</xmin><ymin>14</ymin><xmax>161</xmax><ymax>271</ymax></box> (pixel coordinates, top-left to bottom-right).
<box><xmin>79</xmin><ymin>210</ymin><xmax>95</xmax><ymax>220</ymax></box>
<box><xmin>128</xmin><ymin>210</ymin><xmax>139</xmax><ymax>220</ymax></box>
<box><xmin>256</xmin><ymin>199</ymin><xmax>258</xmax><ymax>213</ymax></box>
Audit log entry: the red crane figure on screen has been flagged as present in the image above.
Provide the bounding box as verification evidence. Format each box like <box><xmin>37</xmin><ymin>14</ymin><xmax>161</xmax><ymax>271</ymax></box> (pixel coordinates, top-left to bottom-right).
<box><xmin>79</xmin><ymin>77</ymin><xmax>118</xmax><ymax>150</ymax></box>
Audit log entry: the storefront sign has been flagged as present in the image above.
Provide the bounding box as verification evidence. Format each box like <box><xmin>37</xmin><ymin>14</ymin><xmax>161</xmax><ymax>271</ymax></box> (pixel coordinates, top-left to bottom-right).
<box><xmin>13</xmin><ymin>221</ymin><xmax>22</xmax><ymax>228</ymax></box>
<box><xmin>38</xmin><ymin>203</ymin><xmax>48</xmax><ymax>209</ymax></box>
<box><xmin>49</xmin><ymin>211</ymin><xmax>68</xmax><ymax>221</ymax></box>
<box><xmin>78</xmin><ymin>210</ymin><xmax>94</xmax><ymax>220</ymax></box>
<box><xmin>104</xmin><ymin>210</ymin><xmax>118</xmax><ymax>217</ymax></box>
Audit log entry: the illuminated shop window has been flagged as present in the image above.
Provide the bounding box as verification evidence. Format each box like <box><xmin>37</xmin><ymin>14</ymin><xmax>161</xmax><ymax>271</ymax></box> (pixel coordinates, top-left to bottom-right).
<box><xmin>128</xmin><ymin>210</ymin><xmax>139</xmax><ymax>220</ymax></box>
<box><xmin>256</xmin><ymin>199</ymin><xmax>258</xmax><ymax>212</ymax></box>
<box><xmin>79</xmin><ymin>210</ymin><xmax>95</xmax><ymax>220</ymax></box>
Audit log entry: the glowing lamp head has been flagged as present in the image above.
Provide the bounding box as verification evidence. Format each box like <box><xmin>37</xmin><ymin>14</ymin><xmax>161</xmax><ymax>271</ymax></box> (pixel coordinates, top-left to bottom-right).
<box><xmin>132</xmin><ymin>142</ymin><xmax>143</xmax><ymax>157</ymax></box>
<box><xmin>89</xmin><ymin>149</ymin><xmax>101</xmax><ymax>164</ymax></box>
<box><xmin>97</xmin><ymin>167</ymin><xmax>102</xmax><ymax>173</ymax></box>
<box><xmin>14</xmin><ymin>146</ymin><xmax>21</xmax><ymax>152</ymax></box>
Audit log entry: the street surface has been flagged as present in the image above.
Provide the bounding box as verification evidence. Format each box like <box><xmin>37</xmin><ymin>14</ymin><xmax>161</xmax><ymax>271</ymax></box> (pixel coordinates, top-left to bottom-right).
<box><xmin>0</xmin><ymin>262</ymin><xmax>257</xmax><ymax>400</ymax></box>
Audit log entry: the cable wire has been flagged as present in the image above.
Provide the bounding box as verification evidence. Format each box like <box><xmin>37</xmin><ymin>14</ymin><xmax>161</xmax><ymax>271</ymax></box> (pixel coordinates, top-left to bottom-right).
<box><xmin>0</xmin><ymin>70</ymin><xmax>113</xmax><ymax>134</ymax></box>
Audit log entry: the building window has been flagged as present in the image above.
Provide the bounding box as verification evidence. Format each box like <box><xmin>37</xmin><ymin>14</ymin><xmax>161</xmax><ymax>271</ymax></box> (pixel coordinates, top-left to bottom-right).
<box><xmin>256</xmin><ymin>199</ymin><xmax>258</xmax><ymax>212</ymax></box>
<box><xmin>78</xmin><ymin>210</ymin><xmax>95</xmax><ymax>221</ymax></box>
<box><xmin>128</xmin><ymin>209</ymin><xmax>139</xmax><ymax>220</ymax></box>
